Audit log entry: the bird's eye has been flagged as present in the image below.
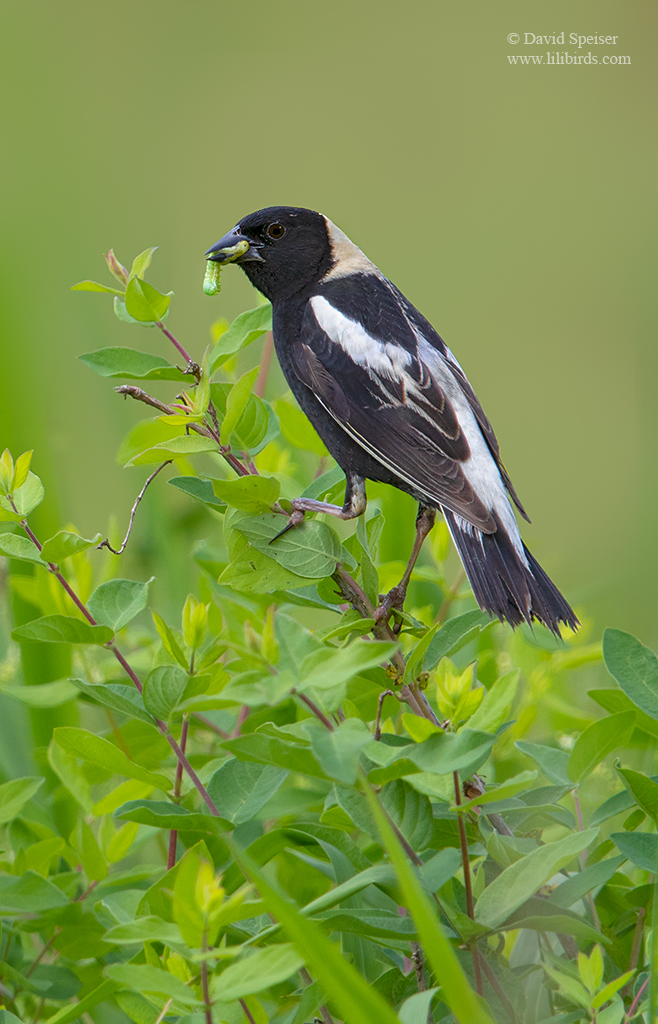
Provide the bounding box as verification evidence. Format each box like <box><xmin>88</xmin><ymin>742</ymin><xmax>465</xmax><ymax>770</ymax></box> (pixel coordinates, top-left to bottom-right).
<box><xmin>267</xmin><ymin>223</ymin><xmax>285</xmax><ymax>239</ymax></box>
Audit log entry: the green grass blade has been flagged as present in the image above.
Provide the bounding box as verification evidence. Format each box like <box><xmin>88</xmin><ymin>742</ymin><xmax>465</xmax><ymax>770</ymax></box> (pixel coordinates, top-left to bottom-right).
<box><xmin>361</xmin><ymin>771</ymin><xmax>495</xmax><ymax>1024</ymax></box>
<box><xmin>230</xmin><ymin>840</ymin><xmax>401</xmax><ymax>1024</ymax></box>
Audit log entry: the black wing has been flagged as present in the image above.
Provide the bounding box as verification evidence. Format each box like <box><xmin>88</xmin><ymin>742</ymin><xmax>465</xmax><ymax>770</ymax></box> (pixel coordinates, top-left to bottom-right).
<box><xmin>290</xmin><ymin>277</ymin><xmax>505</xmax><ymax>532</ymax></box>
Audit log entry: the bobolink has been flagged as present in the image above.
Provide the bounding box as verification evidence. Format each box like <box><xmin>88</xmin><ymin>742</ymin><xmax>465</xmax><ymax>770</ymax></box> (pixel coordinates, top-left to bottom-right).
<box><xmin>206</xmin><ymin>207</ymin><xmax>577</xmax><ymax>636</ymax></box>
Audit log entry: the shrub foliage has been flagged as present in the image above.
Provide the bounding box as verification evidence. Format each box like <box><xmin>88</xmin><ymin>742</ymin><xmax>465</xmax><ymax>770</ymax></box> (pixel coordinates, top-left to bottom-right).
<box><xmin>0</xmin><ymin>249</ymin><xmax>656</xmax><ymax>1024</ymax></box>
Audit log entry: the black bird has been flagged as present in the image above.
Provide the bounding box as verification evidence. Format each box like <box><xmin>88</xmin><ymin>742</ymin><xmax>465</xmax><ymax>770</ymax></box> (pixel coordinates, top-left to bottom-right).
<box><xmin>206</xmin><ymin>207</ymin><xmax>578</xmax><ymax>636</ymax></box>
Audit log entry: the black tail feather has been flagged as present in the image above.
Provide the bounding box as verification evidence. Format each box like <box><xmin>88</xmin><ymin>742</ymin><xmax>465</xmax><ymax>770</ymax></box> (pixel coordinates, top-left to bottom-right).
<box><xmin>443</xmin><ymin>509</ymin><xmax>579</xmax><ymax>637</ymax></box>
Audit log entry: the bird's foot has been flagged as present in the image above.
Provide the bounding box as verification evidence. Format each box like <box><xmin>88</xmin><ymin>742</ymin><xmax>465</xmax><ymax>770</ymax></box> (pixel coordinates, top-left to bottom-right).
<box><xmin>269</xmin><ymin>505</ymin><xmax>306</xmax><ymax>544</ymax></box>
<box><xmin>374</xmin><ymin>584</ymin><xmax>408</xmax><ymax>624</ymax></box>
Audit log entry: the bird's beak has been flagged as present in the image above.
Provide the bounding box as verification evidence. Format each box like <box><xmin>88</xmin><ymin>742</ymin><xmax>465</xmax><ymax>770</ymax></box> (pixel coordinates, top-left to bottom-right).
<box><xmin>205</xmin><ymin>227</ymin><xmax>264</xmax><ymax>264</ymax></box>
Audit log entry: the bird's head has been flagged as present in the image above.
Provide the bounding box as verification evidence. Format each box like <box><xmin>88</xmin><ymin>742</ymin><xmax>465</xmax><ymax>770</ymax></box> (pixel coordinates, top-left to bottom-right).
<box><xmin>205</xmin><ymin>206</ymin><xmax>333</xmax><ymax>303</ymax></box>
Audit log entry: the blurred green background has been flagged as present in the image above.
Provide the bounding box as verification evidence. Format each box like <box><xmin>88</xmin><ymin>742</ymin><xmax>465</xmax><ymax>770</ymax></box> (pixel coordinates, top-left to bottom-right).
<box><xmin>0</xmin><ymin>0</ymin><xmax>656</xmax><ymax>640</ymax></box>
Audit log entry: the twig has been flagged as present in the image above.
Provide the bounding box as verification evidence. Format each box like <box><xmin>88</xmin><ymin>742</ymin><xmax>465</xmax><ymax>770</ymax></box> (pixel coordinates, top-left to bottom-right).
<box><xmin>98</xmin><ymin>461</ymin><xmax>172</xmax><ymax>554</ymax></box>
<box><xmin>167</xmin><ymin>715</ymin><xmax>189</xmax><ymax>870</ymax></box>
<box><xmin>624</xmin><ymin>908</ymin><xmax>645</xmax><ymax>1000</ymax></box>
<box><xmin>115</xmin><ymin>384</ymin><xmax>249</xmax><ymax>478</ymax></box>
<box><xmin>193</xmin><ymin>713</ymin><xmax>230</xmax><ymax>739</ymax></box>
<box><xmin>624</xmin><ymin>976</ymin><xmax>649</xmax><ymax>1022</ymax></box>
<box><xmin>300</xmin><ymin>967</ymin><xmax>334</xmax><ymax>1024</ymax></box>
<box><xmin>453</xmin><ymin>770</ymin><xmax>483</xmax><ymax>997</ymax></box>
<box><xmin>16</xmin><ymin>510</ymin><xmax>221</xmax><ymax>820</ymax></box>
<box><xmin>293</xmin><ymin>690</ymin><xmax>335</xmax><ymax>732</ymax></box>
<box><xmin>239</xmin><ymin>999</ymin><xmax>257</xmax><ymax>1024</ymax></box>
<box><xmin>154</xmin><ymin>999</ymin><xmax>173</xmax><ymax>1024</ymax></box>
<box><xmin>25</xmin><ymin>931</ymin><xmax>58</xmax><ymax>977</ymax></box>
<box><xmin>435</xmin><ymin>570</ymin><xmax>466</xmax><ymax>625</ymax></box>
<box><xmin>572</xmin><ymin>787</ymin><xmax>601</xmax><ymax>930</ymax></box>
<box><xmin>479</xmin><ymin>955</ymin><xmax>518</xmax><ymax>1023</ymax></box>
<box><xmin>374</xmin><ymin>689</ymin><xmax>394</xmax><ymax>740</ymax></box>
<box><xmin>253</xmin><ymin>331</ymin><xmax>274</xmax><ymax>397</ymax></box>
<box><xmin>411</xmin><ymin>942</ymin><xmax>427</xmax><ymax>992</ymax></box>
<box><xmin>230</xmin><ymin>705</ymin><xmax>250</xmax><ymax>737</ymax></box>
<box><xmin>155</xmin><ymin>321</ymin><xmax>192</xmax><ymax>364</ymax></box>
<box><xmin>201</xmin><ymin>932</ymin><xmax>213</xmax><ymax>1024</ymax></box>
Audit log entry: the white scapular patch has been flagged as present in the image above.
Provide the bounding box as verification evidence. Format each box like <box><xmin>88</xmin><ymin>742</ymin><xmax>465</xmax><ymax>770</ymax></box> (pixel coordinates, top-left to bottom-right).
<box><xmin>310</xmin><ymin>295</ymin><xmax>412</xmax><ymax>379</ymax></box>
<box><xmin>322</xmin><ymin>218</ymin><xmax>380</xmax><ymax>280</ymax></box>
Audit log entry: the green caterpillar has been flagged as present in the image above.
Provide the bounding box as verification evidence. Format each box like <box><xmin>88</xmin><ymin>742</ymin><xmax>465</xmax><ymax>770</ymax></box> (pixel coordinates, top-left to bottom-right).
<box><xmin>203</xmin><ymin>260</ymin><xmax>222</xmax><ymax>296</ymax></box>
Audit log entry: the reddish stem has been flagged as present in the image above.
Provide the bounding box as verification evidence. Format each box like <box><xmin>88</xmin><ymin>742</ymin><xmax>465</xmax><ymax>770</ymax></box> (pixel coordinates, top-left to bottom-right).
<box><xmin>156</xmin><ymin>321</ymin><xmax>192</xmax><ymax>363</ymax></box>
<box><xmin>454</xmin><ymin>770</ymin><xmax>483</xmax><ymax>997</ymax></box>
<box><xmin>167</xmin><ymin>716</ymin><xmax>189</xmax><ymax>870</ymax></box>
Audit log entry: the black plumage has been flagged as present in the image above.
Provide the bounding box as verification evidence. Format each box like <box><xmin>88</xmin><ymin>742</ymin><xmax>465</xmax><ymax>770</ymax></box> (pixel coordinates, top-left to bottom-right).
<box><xmin>206</xmin><ymin>206</ymin><xmax>578</xmax><ymax>635</ymax></box>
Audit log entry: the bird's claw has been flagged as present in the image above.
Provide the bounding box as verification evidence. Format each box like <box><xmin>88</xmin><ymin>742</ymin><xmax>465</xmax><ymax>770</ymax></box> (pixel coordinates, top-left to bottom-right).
<box><xmin>269</xmin><ymin>507</ymin><xmax>306</xmax><ymax>544</ymax></box>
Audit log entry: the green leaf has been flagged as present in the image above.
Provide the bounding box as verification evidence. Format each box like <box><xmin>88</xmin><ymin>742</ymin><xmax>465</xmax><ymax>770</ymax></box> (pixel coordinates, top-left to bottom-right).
<box><xmin>298</xmin><ymin>640</ymin><xmax>398</xmax><ymax>694</ymax></box>
<box><xmin>124</xmin><ymin>276</ymin><xmax>172</xmax><ymax>322</ymax></box>
<box><xmin>399</xmin><ymin>989</ymin><xmax>439</xmax><ymax>1024</ymax></box>
<box><xmin>207</xmin><ymin>761</ymin><xmax>288</xmax><ymax>824</ymax></box>
<box><xmin>220</xmin><ymin>366</ymin><xmax>260</xmax><ymax>445</ymax></box>
<box><xmin>72</xmin><ymin>818</ymin><xmax>108</xmax><ymax>881</ymax></box>
<box><xmin>548</xmin><ymin>854</ymin><xmax>626</xmax><ymax>908</ymax></box>
<box><xmin>11</xmin><ymin>614</ymin><xmax>114</xmax><ymax>645</ymax></box>
<box><xmin>590</xmin><ymin>687</ymin><xmax>658</xmax><ymax>739</ymax></box>
<box><xmin>129</xmin><ymin>433</ymin><xmax>218</xmax><ymax>466</ymax></box>
<box><xmin>616</xmin><ymin>765</ymin><xmax>658</xmax><ymax>823</ymax></box>
<box><xmin>603</xmin><ymin>627</ymin><xmax>658</xmax><ymax>720</ymax></box>
<box><xmin>46</xmin><ymin>980</ymin><xmax>118</xmax><ymax>1024</ymax></box>
<box><xmin>567</xmin><ymin>711</ymin><xmax>636</xmax><ymax>782</ymax></box>
<box><xmin>0</xmin><ymin>532</ymin><xmax>45</xmax><ymax>564</ymax></box>
<box><xmin>424</xmin><ymin>610</ymin><xmax>491</xmax><ymax>670</ymax></box>
<box><xmin>0</xmin><ymin>776</ymin><xmax>43</xmax><ymax>824</ymax></box>
<box><xmin>209</xmin><ymin>303</ymin><xmax>272</xmax><ymax>372</ymax></box>
<box><xmin>115</xmin><ymin>799</ymin><xmax>230</xmax><ymax>834</ymax></box>
<box><xmin>610</xmin><ymin>830</ymin><xmax>658</xmax><ymax>872</ymax></box>
<box><xmin>515</xmin><ymin>739</ymin><xmax>571</xmax><ymax>785</ymax></box>
<box><xmin>503</xmin><ymin>899</ymin><xmax>604</xmax><ymax>945</ymax></box>
<box><xmin>168</xmin><ymin>476</ymin><xmax>226</xmax><ymax>512</ymax></box>
<box><xmin>234</xmin><ymin>513</ymin><xmax>341</xmax><ymax>579</ymax></box>
<box><xmin>220</xmin><ymin>546</ymin><xmax>311</xmax><ymax>594</ymax></box>
<box><xmin>152</xmin><ymin>611</ymin><xmax>189</xmax><ymax>669</ymax></box>
<box><xmin>79</xmin><ymin>346</ymin><xmax>187</xmax><ymax>381</ymax></box>
<box><xmin>213</xmin><ymin>944</ymin><xmax>304</xmax><ymax>1002</ymax></box>
<box><xmin>0</xmin><ymin>679</ymin><xmax>78</xmax><ymax>707</ymax></box>
<box><xmin>118</xmin><ymin>418</ymin><xmax>185</xmax><ymax>465</ymax></box>
<box><xmin>381</xmin><ymin>779</ymin><xmax>434</xmax><ymax>849</ymax></box>
<box><xmin>88</xmin><ymin>577</ymin><xmax>154</xmax><ymax>631</ymax></box>
<box><xmin>71</xmin><ymin>279</ymin><xmax>125</xmax><ymax>295</ymax></box>
<box><xmin>212</xmin><ymin>475</ymin><xmax>280</xmax><ymax>513</ymax></box>
<box><xmin>143</xmin><ymin>665</ymin><xmax>188</xmax><ymax>719</ymax></box>
<box><xmin>40</xmin><ymin>529</ymin><xmax>102</xmax><ymax>563</ymax></box>
<box><xmin>475</xmin><ymin>828</ymin><xmax>599</xmax><ymax>929</ymax></box>
<box><xmin>103</xmin><ymin>963</ymin><xmax>196</xmax><ymax>1005</ymax></box>
<box><xmin>361</xmin><ymin>779</ymin><xmax>494</xmax><ymax>1023</ymax></box>
<box><xmin>0</xmin><ymin>871</ymin><xmax>68</xmax><ymax>912</ymax></box>
<box><xmin>130</xmin><ymin>246</ymin><xmax>158</xmax><ymax>279</ymax></box>
<box><xmin>365</xmin><ymin>728</ymin><xmax>498</xmax><ymax>784</ymax></box>
<box><xmin>592</xmin><ymin>970</ymin><xmax>636</xmax><ymax>1010</ymax></box>
<box><xmin>454</xmin><ymin>770</ymin><xmax>538</xmax><ymax>812</ymax></box>
<box><xmin>0</xmin><ymin>471</ymin><xmax>44</xmax><ymax>517</ymax></box>
<box><xmin>469</xmin><ymin>670</ymin><xmax>520</xmax><ymax>734</ymax></box>
<box><xmin>70</xmin><ymin>679</ymin><xmax>155</xmax><ymax>724</ymax></box>
<box><xmin>275</xmin><ymin>400</ymin><xmax>328</xmax><ymax>456</ymax></box>
<box><xmin>222</xmin><ymin>731</ymin><xmax>329</xmax><ymax>780</ymax></box>
<box><xmin>53</xmin><ymin>727</ymin><xmax>170</xmax><ymax>790</ymax></box>
<box><xmin>230</xmin><ymin>841</ymin><xmax>402</xmax><ymax>1024</ymax></box>
<box><xmin>307</xmin><ymin>719</ymin><xmax>372</xmax><ymax>784</ymax></box>
<box><xmin>103</xmin><ymin>915</ymin><xmax>184</xmax><ymax>946</ymax></box>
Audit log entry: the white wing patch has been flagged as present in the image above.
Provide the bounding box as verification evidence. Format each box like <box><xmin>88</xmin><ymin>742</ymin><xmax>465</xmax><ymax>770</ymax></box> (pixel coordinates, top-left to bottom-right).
<box><xmin>308</xmin><ymin>295</ymin><xmax>527</xmax><ymax>564</ymax></box>
<box><xmin>310</xmin><ymin>295</ymin><xmax>412</xmax><ymax>380</ymax></box>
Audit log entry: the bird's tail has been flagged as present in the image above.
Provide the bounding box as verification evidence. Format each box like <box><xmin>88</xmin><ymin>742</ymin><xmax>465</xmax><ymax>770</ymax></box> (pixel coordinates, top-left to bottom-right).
<box><xmin>442</xmin><ymin>508</ymin><xmax>578</xmax><ymax>636</ymax></box>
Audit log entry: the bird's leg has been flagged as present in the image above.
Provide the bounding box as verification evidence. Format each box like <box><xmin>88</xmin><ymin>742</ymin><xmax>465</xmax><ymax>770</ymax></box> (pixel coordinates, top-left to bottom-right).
<box><xmin>375</xmin><ymin>505</ymin><xmax>436</xmax><ymax>621</ymax></box>
<box><xmin>270</xmin><ymin>473</ymin><xmax>366</xmax><ymax>542</ymax></box>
